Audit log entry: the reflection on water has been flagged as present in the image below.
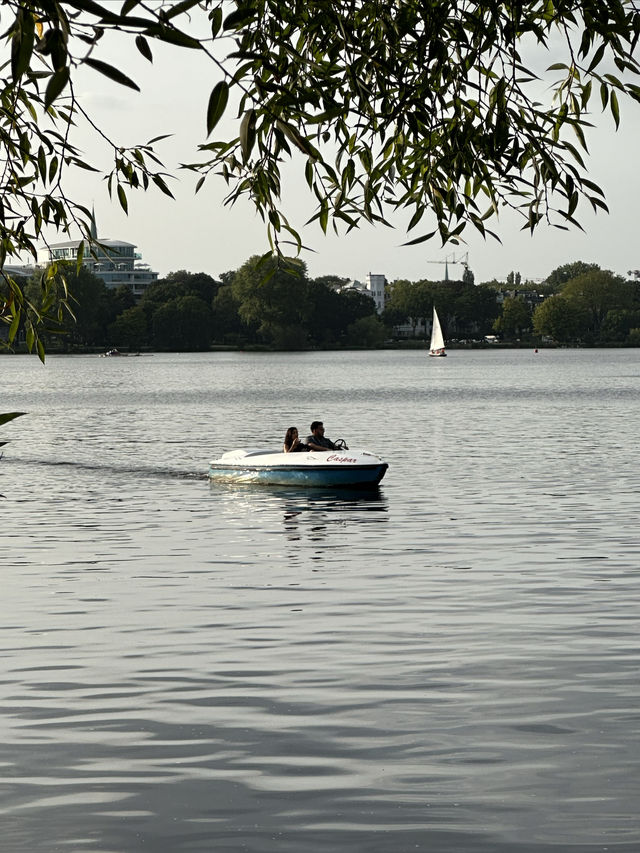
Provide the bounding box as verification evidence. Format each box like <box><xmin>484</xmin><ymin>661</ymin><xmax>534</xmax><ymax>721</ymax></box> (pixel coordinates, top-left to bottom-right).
<box><xmin>2</xmin><ymin>350</ymin><xmax>640</xmax><ymax>853</ymax></box>
<box><xmin>209</xmin><ymin>482</ymin><xmax>388</xmax><ymax>551</ymax></box>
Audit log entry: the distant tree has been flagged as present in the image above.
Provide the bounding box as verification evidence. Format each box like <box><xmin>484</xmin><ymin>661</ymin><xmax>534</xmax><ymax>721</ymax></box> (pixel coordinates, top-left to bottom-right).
<box><xmin>307</xmin><ymin>283</ymin><xmax>376</xmax><ymax>346</ymax></box>
<box><xmin>112</xmin><ymin>284</ymin><xmax>136</xmax><ymax>316</ymax></box>
<box><xmin>231</xmin><ymin>256</ymin><xmax>312</xmax><ymax>346</ymax></box>
<box><xmin>494</xmin><ymin>296</ymin><xmax>532</xmax><ymax>338</ymax></box>
<box><xmin>600</xmin><ymin>309</ymin><xmax>640</xmax><ymax>342</ymax></box>
<box><xmin>162</xmin><ymin>270</ymin><xmax>221</xmax><ymax>303</ymax></box>
<box><xmin>384</xmin><ymin>278</ymin><xmax>497</xmax><ymax>337</ymax></box>
<box><xmin>384</xmin><ymin>279</ymin><xmax>433</xmax><ymax>336</ymax></box>
<box><xmin>562</xmin><ymin>270</ymin><xmax>633</xmax><ymax>339</ymax></box>
<box><xmin>306</xmin><ymin>281</ymin><xmax>350</xmax><ymax>345</ymax></box>
<box><xmin>142</xmin><ymin>271</ymin><xmax>220</xmax><ymax>308</ymax></box>
<box><xmin>345</xmin><ymin>315</ymin><xmax>386</xmax><ymax>347</ymax></box>
<box><xmin>454</xmin><ymin>283</ymin><xmax>499</xmax><ymax>334</ymax></box>
<box><xmin>25</xmin><ymin>265</ymin><xmax>116</xmax><ymax>348</ymax></box>
<box><xmin>533</xmin><ymin>294</ymin><xmax>587</xmax><ymax>342</ymax></box>
<box><xmin>311</xmin><ymin>275</ymin><xmax>350</xmax><ymax>292</ymax></box>
<box><xmin>109</xmin><ymin>305</ymin><xmax>149</xmax><ymax>350</ymax></box>
<box><xmin>335</xmin><ymin>289</ymin><xmax>378</xmax><ymax>329</ymax></box>
<box><xmin>211</xmin><ymin>285</ymin><xmax>246</xmax><ymax>344</ymax></box>
<box><xmin>382</xmin><ymin>281</ymin><xmax>411</xmax><ymax>329</ymax></box>
<box><xmin>140</xmin><ymin>279</ymin><xmax>185</xmax><ymax>311</ymax></box>
<box><xmin>545</xmin><ymin>261</ymin><xmax>600</xmax><ymax>292</ymax></box>
<box><xmin>426</xmin><ymin>281</ymin><xmax>459</xmax><ymax>334</ymax></box>
<box><xmin>152</xmin><ymin>294</ymin><xmax>213</xmax><ymax>350</ymax></box>
<box><xmin>383</xmin><ymin>280</ymin><xmax>412</xmax><ymax>327</ymax></box>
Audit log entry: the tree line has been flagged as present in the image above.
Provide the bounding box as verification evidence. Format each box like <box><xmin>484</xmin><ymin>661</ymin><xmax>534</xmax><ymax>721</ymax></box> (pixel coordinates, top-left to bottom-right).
<box><xmin>386</xmin><ymin>261</ymin><xmax>640</xmax><ymax>346</ymax></box>
<box><xmin>9</xmin><ymin>256</ymin><xmax>639</xmax><ymax>352</ymax></box>
<box><xmin>17</xmin><ymin>255</ymin><xmax>384</xmax><ymax>351</ymax></box>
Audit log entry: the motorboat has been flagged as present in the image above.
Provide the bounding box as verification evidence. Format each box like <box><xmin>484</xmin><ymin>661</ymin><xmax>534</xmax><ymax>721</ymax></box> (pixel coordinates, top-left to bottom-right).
<box><xmin>208</xmin><ymin>447</ymin><xmax>388</xmax><ymax>488</ymax></box>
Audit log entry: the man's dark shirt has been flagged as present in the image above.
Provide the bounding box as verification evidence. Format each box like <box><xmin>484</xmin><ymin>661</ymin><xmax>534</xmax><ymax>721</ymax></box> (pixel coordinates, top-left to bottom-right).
<box><xmin>305</xmin><ymin>434</ymin><xmax>336</xmax><ymax>450</ymax></box>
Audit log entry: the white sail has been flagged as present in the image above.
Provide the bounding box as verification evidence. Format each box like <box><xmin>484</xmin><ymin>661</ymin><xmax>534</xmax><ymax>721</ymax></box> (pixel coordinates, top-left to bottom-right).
<box><xmin>429</xmin><ymin>307</ymin><xmax>445</xmax><ymax>354</ymax></box>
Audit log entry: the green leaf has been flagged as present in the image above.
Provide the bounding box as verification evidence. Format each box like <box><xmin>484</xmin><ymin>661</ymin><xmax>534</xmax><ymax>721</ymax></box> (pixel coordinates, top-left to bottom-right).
<box><xmin>305</xmin><ymin>160</ymin><xmax>313</xmax><ymax>189</ymax></box>
<box><xmin>210</xmin><ymin>7</ymin><xmax>223</xmax><ymax>38</ymax></box>
<box><xmin>44</xmin><ymin>67</ymin><xmax>70</xmax><ymax>109</ymax></box>
<box><xmin>207</xmin><ymin>81</ymin><xmax>229</xmax><ymax>136</ymax></box>
<box><xmin>239</xmin><ymin>109</ymin><xmax>257</xmax><ymax>162</ymax></box>
<box><xmin>401</xmin><ymin>231</ymin><xmax>437</xmax><ymax>246</ymax></box>
<box><xmin>38</xmin><ymin>146</ymin><xmax>47</xmax><ymax>181</ymax></box>
<box><xmin>604</xmin><ymin>74</ymin><xmax>623</xmax><ymax>89</ymax></box>
<box><xmin>162</xmin><ymin>0</ymin><xmax>202</xmax><ymax>20</ymax></box>
<box><xmin>11</xmin><ymin>8</ymin><xmax>35</xmax><ymax>82</ymax></box>
<box><xmin>8</xmin><ymin>308</ymin><xmax>21</xmax><ymax>344</ymax></box>
<box><xmin>84</xmin><ymin>57</ymin><xmax>140</xmax><ymax>91</ymax></box>
<box><xmin>146</xmin><ymin>134</ymin><xmax>173</xmax><ymax>145</ymax></box>
<box><xmin>117</xmin><ymin>183</ymin><xmax>128</xmax><ymax>213</ymax></box>
<box><xmin>319</xmin><ymin>200</ymin><xmax>329</xmax><ymax>233</ymax></box>
<box><xmin>275</xmin><ymin>121</ymin><xmax>319</xmax><ymax>159</ymax></box>
<box><xmin>0</xmin><ymin>412</ymin><xmax>26</xmax><ymax>427</ymax></box>
<box><xmin>135</xmin><ymin>35</ymin><xmax>153</xmax><ymax>62</ymax></box>
<box><xmin>48</xmin><ymin>155</ymin><xmax>59</xmax><ymax>184</ymax></box>
<box><xmin>610</xmin><ymin>90</ymin><xmax>620</xmax><ymax>128</ymax></box>
<box><xmin>587</xmin><ymin>42</ymin><xmax>606</xmax><ymax>73</ymax></box>
<box><xmin>223</xmin><ymin>8</ymin><xmax>256</xmax><ymax>31</ymax></box>
<box><xmin>141</xmin><ymin>24</ymin><xmax>202</xmax><ymax>50</ymax></box>
<box><xmin>151</xmin><ymin>174</ymin><xmax>175</xmax><ymax>198</ymax></box>
<box><xmin>70</xmin><ymin>158</ymin><xmax>100</xmax><ymax>172</ymax></box>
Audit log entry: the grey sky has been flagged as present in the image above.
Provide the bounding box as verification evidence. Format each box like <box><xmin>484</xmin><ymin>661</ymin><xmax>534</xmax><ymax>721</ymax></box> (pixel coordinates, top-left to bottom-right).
<box><xmin>25</xmin><ymin>11</ymin><xmax>640</xmax><ymax>286</ymax></box>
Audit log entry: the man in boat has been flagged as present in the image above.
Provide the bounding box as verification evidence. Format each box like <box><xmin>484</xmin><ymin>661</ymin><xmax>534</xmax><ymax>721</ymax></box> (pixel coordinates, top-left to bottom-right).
<box><xmin>305</xmin><ymin>421</ymin><xmax>338</xmax><ymax>451</ymax></box>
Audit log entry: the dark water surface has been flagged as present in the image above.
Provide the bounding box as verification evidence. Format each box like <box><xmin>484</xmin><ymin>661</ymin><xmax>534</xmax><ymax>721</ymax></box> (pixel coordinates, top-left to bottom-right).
<box><xmin>2</xmin><ymin>349</ymin><xmax>639</xmax><ymax>852</ymax></box>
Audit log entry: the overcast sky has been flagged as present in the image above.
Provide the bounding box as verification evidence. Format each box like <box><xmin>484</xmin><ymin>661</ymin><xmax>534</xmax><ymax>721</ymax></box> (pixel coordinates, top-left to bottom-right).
<box><xmin>25</xmin><ymin>14</ymin><xmax>640</xmax><ymax>286</ymax></box>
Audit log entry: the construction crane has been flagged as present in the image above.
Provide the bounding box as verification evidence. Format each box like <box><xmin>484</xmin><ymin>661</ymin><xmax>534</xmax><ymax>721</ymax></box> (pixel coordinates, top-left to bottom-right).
<box><xmin>427</xmin><ymin>252</ymin><xmax>469</xmax><ymax>280</ymax></box>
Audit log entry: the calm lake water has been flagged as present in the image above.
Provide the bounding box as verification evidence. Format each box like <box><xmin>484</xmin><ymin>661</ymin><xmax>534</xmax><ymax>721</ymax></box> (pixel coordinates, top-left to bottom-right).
<box><xmin>2</xmin><ymin>349</ymin><xmax>639</xmax><ymax>852</ymax></box>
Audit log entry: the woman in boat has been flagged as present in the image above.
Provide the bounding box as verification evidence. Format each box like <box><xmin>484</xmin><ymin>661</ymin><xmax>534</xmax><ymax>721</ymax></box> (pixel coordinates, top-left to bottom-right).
<box><xmin>283</xmin><ymin>427</ymin><xmax>309</xmax><ymax>453</ymax></box>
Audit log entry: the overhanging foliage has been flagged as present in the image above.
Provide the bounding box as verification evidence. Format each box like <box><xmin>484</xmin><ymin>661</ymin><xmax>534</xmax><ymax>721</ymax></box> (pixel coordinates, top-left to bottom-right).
<box><xmin>2</xmin><ymin>1</ymin><xmax>640</xmax><ymax>356</ymax></box>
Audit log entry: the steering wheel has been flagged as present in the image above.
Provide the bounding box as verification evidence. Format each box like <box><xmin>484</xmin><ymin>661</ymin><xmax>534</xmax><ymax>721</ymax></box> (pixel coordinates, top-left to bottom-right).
<box><xmin>333</xmin><ymin>438</ymin><xmax>348</xmax><ymax>450</ymax></box>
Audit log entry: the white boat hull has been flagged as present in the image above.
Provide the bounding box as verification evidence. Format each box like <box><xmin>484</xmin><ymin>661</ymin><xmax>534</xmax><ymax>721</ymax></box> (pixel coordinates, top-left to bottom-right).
<box><xmin>208</xmin><ymin>448</ymin><xmax>388</xmax><ymax>488</ymax></box>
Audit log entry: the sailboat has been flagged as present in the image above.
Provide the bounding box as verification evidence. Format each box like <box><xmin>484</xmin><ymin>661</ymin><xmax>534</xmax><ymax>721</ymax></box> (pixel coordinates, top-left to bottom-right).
<box><xmin>429</xmin><ymin>306</ymin><xmax>447</xmax><ymax>357</ymax></box>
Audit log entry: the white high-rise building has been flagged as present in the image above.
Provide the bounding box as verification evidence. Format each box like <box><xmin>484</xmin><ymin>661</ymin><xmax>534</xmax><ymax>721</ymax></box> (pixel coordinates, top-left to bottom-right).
<box><xmin>37</xmin><ymin>212</ymin><xmax>158</xmax><ymax>298</ymax></box>
<box><xmin>365</xmin><ymin>273</ymin><xmax>387</xmax><ymax>313</ymax></box>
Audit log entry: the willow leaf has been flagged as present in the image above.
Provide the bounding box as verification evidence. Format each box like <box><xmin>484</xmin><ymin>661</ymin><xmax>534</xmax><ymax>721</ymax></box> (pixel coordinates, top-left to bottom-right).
<box><xmin>239</xmin><ymin>109</ymin><xmax>257</xmax><ymax>162</ymax></box>
<box><xmin>207</xmin><ymin>81</ymin><xmax>229</xmax><ymax>136</ymax></box>
<box><xmin>44</xmin><ymin>67</ymin><xmax>70</xmax><ymax>108</ymax></box>
<box><xmin>84</xmin><ymin>57</ymin><xmax>140</xmax><ymax>91</ymax></box>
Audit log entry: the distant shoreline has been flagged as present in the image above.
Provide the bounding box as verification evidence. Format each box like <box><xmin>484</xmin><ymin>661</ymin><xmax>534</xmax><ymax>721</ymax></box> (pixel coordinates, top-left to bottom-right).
<box><xmin>5</xmin><ymin>340</ymin><xmax>639</xmax><ymax>356</ymax></box>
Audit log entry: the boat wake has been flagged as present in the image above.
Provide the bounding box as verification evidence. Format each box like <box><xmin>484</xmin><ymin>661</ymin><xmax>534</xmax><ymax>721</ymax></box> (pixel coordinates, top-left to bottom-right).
<box><xmin>2</xmin><ymin>457</ymin><xmax>208</xmax><ymax>482</ymax></box>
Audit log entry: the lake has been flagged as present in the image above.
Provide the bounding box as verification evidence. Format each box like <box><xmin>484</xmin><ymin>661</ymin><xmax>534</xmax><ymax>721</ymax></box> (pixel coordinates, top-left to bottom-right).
<box><xmin>2</xmin><ymin>348</ymin><xmax>639</xmax><ymax>852</ymax></box>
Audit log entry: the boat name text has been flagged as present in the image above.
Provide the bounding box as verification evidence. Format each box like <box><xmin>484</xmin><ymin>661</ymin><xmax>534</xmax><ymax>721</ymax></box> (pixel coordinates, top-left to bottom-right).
<box><xmin>326</xmin><ymin>454</ymin><xmax>357</xmax><ymax>464</ymax></box>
